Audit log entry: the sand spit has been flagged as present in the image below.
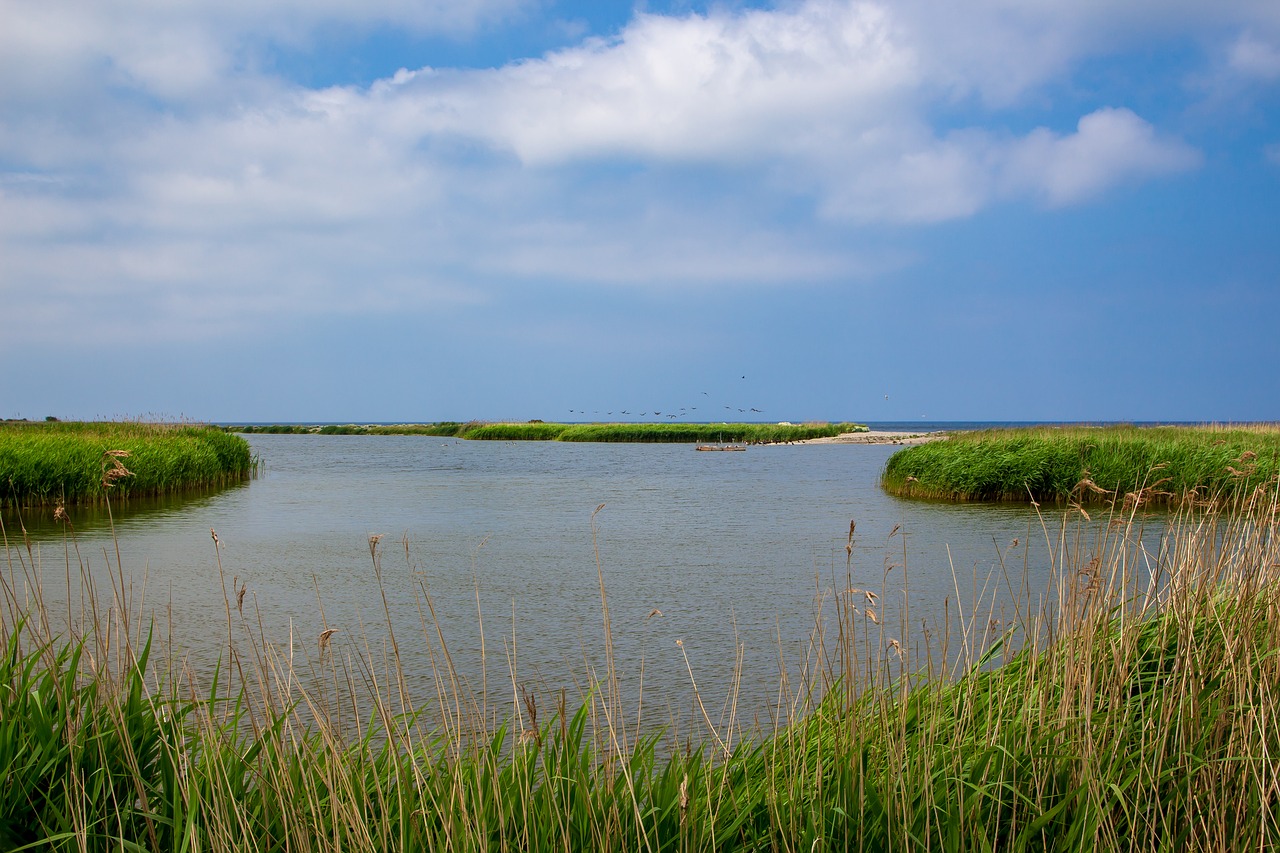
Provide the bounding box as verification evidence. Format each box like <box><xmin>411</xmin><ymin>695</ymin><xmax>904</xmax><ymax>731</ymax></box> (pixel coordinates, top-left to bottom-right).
<box><xmin>788</xmin><ymin>430</ymin><xmax>947</xmax><ymax>446</ymax></box>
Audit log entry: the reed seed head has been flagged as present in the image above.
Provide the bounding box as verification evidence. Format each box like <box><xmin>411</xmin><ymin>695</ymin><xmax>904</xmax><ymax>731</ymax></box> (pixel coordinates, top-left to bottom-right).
<box><xmin>100</xmin><ymin>449</ymin><xmax>134</xmax><ymax>488</ymax></box>
<box><xmin>678</xmin><ymin>775</ymin><xmax>689</xmax><ymax>826</ymax></box>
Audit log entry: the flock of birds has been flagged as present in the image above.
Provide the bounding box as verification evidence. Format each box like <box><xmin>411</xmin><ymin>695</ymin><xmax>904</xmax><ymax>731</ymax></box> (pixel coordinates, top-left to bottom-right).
<box><xmin>560</xmin><ymin>382</ymin><xmax>897</xmax><ymax>422</ymax></box>
<box><xmin>566</xmin><ymin>381</ymin><xmax>768</xmax><ymax>421</ymax></box>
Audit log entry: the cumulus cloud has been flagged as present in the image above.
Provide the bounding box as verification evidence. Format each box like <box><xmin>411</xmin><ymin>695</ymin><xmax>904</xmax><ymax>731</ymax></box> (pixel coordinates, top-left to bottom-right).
<box><xmin>399</xmin><ymin>2</ymin><xmax>918</xmax><ymax>164</ymax></box>
<box><xmin>811</xmin><ymin>109</ymin><xmax>1200</xmax><ymax>222</ymax></box>
<box><xmin>1003</xmin><ymin>108</ymin><xmax>1201</xmax><ymax>206</ymax></box>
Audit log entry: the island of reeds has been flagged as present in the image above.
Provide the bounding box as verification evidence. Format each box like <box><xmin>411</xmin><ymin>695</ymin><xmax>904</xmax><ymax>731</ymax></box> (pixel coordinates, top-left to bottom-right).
<box><xmin>0</xmin><ymin>420</ymin><xmax>255</xmax><ymax>508</ymax></box>
<box><xmin>228</xmin><ymin>420</ymin><xmax>867</xmax><ymax>443</ymax></box>
<box><xmin>4</xmin><ymin>481</ymin><xmax>1280</xmax><ymax>850</ymax></box>
<box><xmin>882</xmin><ymin>423</ymin><xmax>1280</xmax><ymax>504</ymax></box>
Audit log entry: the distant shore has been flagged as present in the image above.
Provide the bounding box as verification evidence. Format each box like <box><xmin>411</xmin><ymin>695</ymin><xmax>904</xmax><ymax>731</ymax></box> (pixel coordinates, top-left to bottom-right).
<box><xmin>793</xmin><ymin>429</ymin><xmax>948</xmax><ymax>446</ymax></box>
<box><xmin>223</xmin><ymin>421</ymin><xmax>870</xmax><ymax>444</ymax></box>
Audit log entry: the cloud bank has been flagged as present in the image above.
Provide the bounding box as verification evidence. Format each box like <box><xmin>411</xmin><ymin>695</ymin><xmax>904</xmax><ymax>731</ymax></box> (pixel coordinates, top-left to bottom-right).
<box><xmin>1</xmin><ymin>0</ymin><xmax>1274</xmax><ymax>346</ymax></box>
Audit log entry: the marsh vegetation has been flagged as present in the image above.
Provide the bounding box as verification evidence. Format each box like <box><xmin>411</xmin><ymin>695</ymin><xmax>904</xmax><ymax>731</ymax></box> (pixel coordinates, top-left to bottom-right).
<box><xmin>3</xmin><ymin>471</ymin><xmax>1279</xmax><ymax>850</ymax></box>
<box><xmin>0</xmin><ymin>421</ymin><xmax>255</xmax><ymax>508</ymax></box>
<box><xmin>882</xmin><ymin>424</ymin><xmax>1280</xmax><ymax>504</ymax></box>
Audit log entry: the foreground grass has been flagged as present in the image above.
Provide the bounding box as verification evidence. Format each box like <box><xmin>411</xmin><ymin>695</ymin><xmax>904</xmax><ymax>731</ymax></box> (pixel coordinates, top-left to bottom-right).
<box><xmin>229</xmin><ymin>421</ymin><xmax>867</xmax><ymax>444</ymax></box>
<box><xmin>0</xmin><ymin>421</ymin><xmax>255</xmax><ymax>508</ymax></box>
<box><xmin>883</xmin><ymin>423</ymin><xmax>1280</xmax><ymax>504</ymax></box>
<box><xmin>3</xmin><ymin>483</ymin><xmax>1279</xmax><ymax>850</ymax></box>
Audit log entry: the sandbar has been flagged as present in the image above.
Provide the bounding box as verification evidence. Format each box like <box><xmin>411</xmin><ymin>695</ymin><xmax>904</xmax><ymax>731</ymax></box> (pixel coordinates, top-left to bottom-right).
<box><xmin>787</xmin><ymin>429</ymin><xmax>947</xmax><ymax>446</ymax></box>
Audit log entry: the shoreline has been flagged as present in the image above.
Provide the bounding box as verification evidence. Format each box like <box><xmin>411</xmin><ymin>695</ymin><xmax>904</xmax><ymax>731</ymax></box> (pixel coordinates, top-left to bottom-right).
<box><xmin>790</xmin><ymin>429</ymin><xmax>948</xmax><ymax>446</ymax></box>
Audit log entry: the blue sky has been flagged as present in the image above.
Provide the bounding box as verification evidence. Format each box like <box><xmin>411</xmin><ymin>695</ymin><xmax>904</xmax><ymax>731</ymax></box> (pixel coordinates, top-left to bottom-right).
<box><xmin>2</xmin><ymin>0</ymin><xmax>1278</xmax><ymax>423</ymax></box>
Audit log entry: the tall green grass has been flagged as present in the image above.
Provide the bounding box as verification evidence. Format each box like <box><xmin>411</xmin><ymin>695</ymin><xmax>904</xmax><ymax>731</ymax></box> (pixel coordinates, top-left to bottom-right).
<box><xmin>3</xmin><ymin>478</ymin><xmax>1279</xmax><ymax>850</ymax></box>
<box><xmin>459</xmin><ymin>422</ymin><xmax>573</xmax><ymax>441</ymax></box>
<box><xmin>883</xmin><ymin>424</ymin><xmax>1280</xmax><ymax>504</ymax></box>
<box><xmin>0</xmin><ymin>421</ymin><xmax>256</xmax><ymax>508</ymax></box>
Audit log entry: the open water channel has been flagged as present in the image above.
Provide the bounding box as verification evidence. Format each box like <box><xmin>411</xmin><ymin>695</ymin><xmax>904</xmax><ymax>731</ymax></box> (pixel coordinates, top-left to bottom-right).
<box><xmin>4</xmin><ymin>432</ymin><xmax>1092</xmax><ymax>732</ymax></box>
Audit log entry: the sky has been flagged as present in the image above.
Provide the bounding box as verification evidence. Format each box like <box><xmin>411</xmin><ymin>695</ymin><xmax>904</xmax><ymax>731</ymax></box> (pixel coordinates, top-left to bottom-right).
<box><xmin>2</xmin><ymin>0</ymin><xmax>1278</xmax><ymax>424</ymax></box>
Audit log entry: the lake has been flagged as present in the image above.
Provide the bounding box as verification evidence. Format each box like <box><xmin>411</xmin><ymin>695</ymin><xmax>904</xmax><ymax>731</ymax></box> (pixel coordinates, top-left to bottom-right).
<box><xmin>4</xmin><ymin>433</ymin><xmax>1069</xmax><ymax>732</ymax></box>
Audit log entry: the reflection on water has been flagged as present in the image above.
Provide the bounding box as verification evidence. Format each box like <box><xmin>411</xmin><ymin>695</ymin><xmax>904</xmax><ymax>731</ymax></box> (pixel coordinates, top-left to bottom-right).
<box><xmin>4</xmin><ymin>482</ymin><xmax>253</xmax><ymax>539</ymax></box>
<box><xmin>3</xmin><ymin>435</ymin><xmax>1119</xmax><ymax>729</ymax></box>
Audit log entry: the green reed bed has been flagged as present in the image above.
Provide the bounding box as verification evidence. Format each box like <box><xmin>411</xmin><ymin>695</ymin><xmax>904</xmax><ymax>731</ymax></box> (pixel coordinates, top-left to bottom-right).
<box><xmin>883</xmin><ymin>424</ymin><xmax>1280</xmax><ymax>504</ymax></box>
<box><xmin>3</xmin><ymin>483</ymin><xmax>1279</xmax><ymax>850</ymax></box>
<box><xmin>551</xmin><ymin>422</ymin><xmax>864</xmax><ymax>444</ymax></box>
<box><xmin>232</xmin><ymin>423</ymin><xmax>465</xmax><ymax>436</ymax></box>
<box><xmin>459</xmin><ymin>422</ymin><xmax>574</xmax><ymax>441</ymax></box>
<box><xmin>0</xmin><ymin>421</ymin><xmax>255</xmax><ymax>508</ymax></box>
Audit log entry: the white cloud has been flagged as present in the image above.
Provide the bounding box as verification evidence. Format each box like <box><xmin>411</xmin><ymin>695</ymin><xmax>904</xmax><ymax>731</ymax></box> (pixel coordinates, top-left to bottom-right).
<box><xmin>1003</xmin><ymin>108</ymin><xmax>1201</xmax><ymax>206</ymax></box>
<box><xmin>415</xmin><ymin>1</ymin><xmax>919</xmax><ymax>164</ymax></box>
<box><xmin>0</xmin><ymin>0</ymin><xmax>531</xmax><ymax>102</ymax></box>
<box><xmin>811</xmin><ymin>109</ymin><xmax>1199</xmax><ymax>222</ymax></box>
<box><xmin>357</xmin><ymin>1</ymin><xmax>1205</xmax><ymax>222</ymax></box>
<box><xmin>815</xmin><ymin>126</ymin><xmax>993</xmax><ymax>223</ymax></box>
<box><xmin>1228</xmin><ymin>32</ymin><xmax>1280</xmax><ymax>80</ymax></box>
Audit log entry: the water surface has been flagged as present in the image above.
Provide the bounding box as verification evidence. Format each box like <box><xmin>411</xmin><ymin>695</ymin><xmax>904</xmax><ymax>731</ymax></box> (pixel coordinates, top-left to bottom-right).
<box><xmin>6</xmin><ymin>435</ymin><xmax>1062</xmax><ymax>727</ymax></box>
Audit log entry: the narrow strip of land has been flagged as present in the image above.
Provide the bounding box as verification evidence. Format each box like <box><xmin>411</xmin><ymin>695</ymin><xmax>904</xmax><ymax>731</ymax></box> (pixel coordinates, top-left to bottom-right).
<box><xmin>792</xmin><ymin>429</ymin><xmax>946</xmax><ymax>446</ymax></box>
<box><xmin>226</xmin><ymin>421</ymin><xmax>870</xmax><ymax>444</ymax></box>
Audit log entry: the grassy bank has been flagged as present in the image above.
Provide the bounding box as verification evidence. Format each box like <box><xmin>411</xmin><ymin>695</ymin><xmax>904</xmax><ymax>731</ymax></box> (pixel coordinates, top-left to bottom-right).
<box><xmin>0</xmin><ymin>421</ymin><xmax>255</xmax><ymax>508</ymax></box>
<box><xmin>883</xmin><ymin>424</ymin><xmax>1280</xmax><ymax>504</ymax></box>
<box><xmin>228</xmin><ymin>421</ymin><xmax>866</xmax><ymax>443</ymax></box>
<box><xmin>465</xmin><ymin>421</ymin><xmax>865</xmax><ymax>443</ymax></box>
<box><xmin>234</xmin><ymin>423</ymin><xmax>465</xmax><ymax>436</ymax></box>
<box><xmin>3</xmin><ymin>483</ymin><xmax>1279</xmax><ymax>850</ymax></box>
